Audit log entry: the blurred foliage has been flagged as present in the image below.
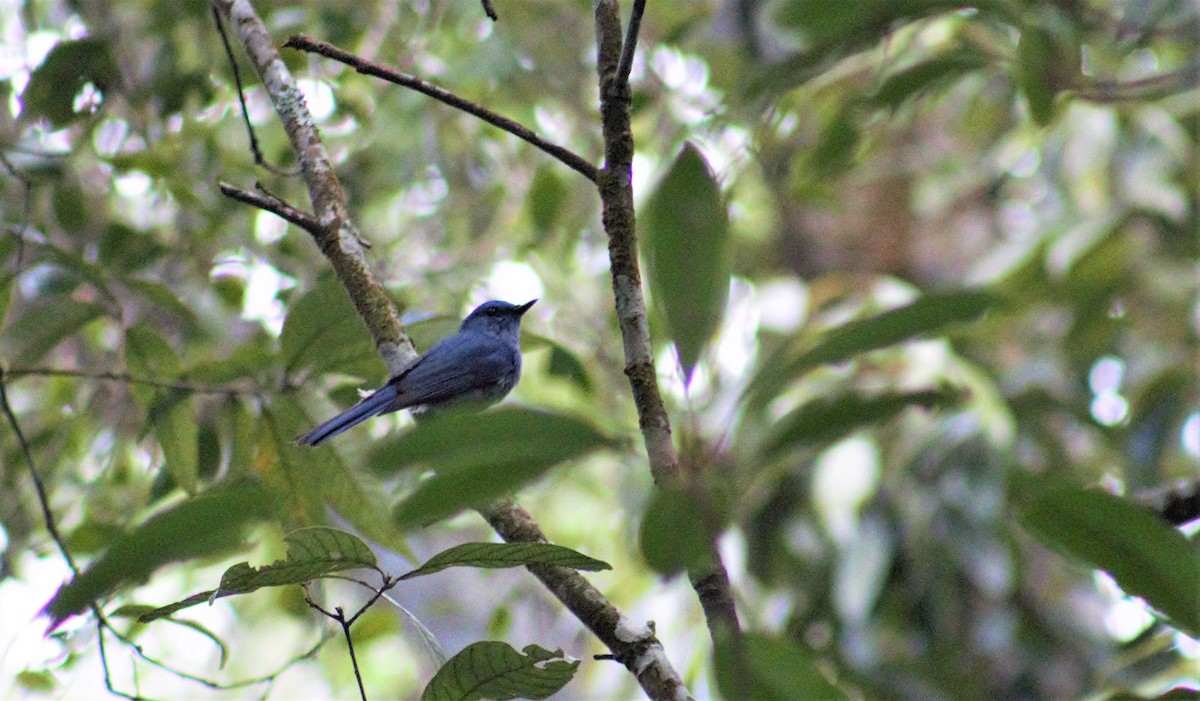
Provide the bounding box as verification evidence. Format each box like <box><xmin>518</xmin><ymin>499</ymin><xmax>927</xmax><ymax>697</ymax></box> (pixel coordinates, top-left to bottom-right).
<box><xmin>0</xmin><ymin>0</ymin><xmax>1197</xmax><ymax>700</ymax></box>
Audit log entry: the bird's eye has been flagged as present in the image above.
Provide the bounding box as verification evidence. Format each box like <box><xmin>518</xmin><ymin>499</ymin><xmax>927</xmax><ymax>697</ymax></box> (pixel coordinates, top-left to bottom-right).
<box><xmin>486</xmin><ymin>308</ymin><xmax>498</xmax><ymax>316</ymax></box>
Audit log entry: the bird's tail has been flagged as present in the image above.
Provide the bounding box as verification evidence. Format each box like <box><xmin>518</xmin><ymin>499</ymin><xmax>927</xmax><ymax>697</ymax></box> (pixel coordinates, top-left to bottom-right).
<box><xmin>295</xmin><ymin>384</ymin><xmax>401</xmax><ymax>446</ymax></box>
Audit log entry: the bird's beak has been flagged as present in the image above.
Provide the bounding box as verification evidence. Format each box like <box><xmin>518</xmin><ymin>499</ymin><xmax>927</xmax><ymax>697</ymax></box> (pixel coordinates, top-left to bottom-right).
<box><xmin>516</xmin><ymin>299</ymin><xmax>537</xmax><ymax>315</ymax></box>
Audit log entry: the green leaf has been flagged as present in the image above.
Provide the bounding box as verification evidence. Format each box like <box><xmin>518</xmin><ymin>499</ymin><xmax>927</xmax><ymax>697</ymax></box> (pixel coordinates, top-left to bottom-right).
<box><xmin>869</xmin><ymin>49</ymin><xmax>992</xmax><ymax>110</ymax></box>
<box><xmin>126</xmin><ymin>324</ymin><xmax>181</xmax><ymax>378</ymax></box>
<box><xmin>378</xmin><ymin>408</ymin><xmax>621</xmax><ymax>529</ymax></box>
<box><xmin>1015</xmin><ymin>474</ymin><xmax>1200</xmax><ymax>637</ymax></box>
<box><xmin>714</xmin><ymin>632</ymin><xmax>848</xmax><ymax>701</ymax></box>
<box><xmin>762</xmin><ymin>387</ymin><xmax>963</xmax><ymax>459</ymax></box>
<box><xmin>270</xmin><ymin>394</ymin><xmax>415</xmax><ymax>560</ymax></box>
<box><xmin>0</xmin><ymin>274</ymin><xmax>15</xmax><ymax>331</ymax></box>
<box><xmin>642</xmin><ymin>142</ymin><xmax>731</xmax><ymax>382</ymax></box>
<box><xmin>152</xmin><ymin>393</ymin><xmax>199</xmax><ymax>494</ymax></box>
<box><xmin>15</xmin><ymin>671</ymin><xmax>56</xmax><ymax>692</ymax></box>
<box><xmin>137</xmin><ymin>527</ymin><xmax>377</xmax><ymax>623</ymax></box>
<box><xmin>43</xmin><ymin>480</ymin><xmax>274</xmax><ymax>629</ymax></box>
<box><xmin>748</xmin><ymin>289</ymin><xmax>996</xmax><ymax>408</ymax></box>
<box><xmin>22</xmin><ymin>38</ymin><xmax>120</xmax><ymax>127</ymax></box>
<box><xmin>526</xmin><ymin>165</ymin><xmax>568</xmax><ymax>238</ymax></box>
<box><xmin>125</xmin><ymin>278</ymin><xmax>199</xmax><ymax>327</ymax></box>
<box><xmin>39</xmin><ymin>244</ymin><xmax>118</xmax><ymax>303</ymax></box>
<box><xmin>400</xmin><ymin>542</ymin><xmax>610</xmax><ymax>580</ymax></box>
<box><xmin>280</xmin><ymin>273</ymin><xmax>381</xmax><ymax>379</ymax></box>
<box><xmin>544</xmin><ymin>341</ymin><xmax>593</xmax><ymax>393</ymax></box>
<box><xmin>0</xmin><ymin>298</ymin><xmax>107</xmax><ymax>364</ymax></box>
<box><xmin>639</xmin><ymin>487</ymin><xmax>713</xmax><ymax>576</ymax></box>
<box><xmin>421</xmin><ymin>641</ymin><xmax>579</xmax><ymax>701</ymax></box>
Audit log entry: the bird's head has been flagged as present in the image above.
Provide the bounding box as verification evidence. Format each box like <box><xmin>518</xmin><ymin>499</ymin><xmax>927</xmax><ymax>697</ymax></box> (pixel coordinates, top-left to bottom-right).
<box><xmin>460</xmin><ymin>299</ymin><xmax>537</xmax><ymax>340</ymax></box>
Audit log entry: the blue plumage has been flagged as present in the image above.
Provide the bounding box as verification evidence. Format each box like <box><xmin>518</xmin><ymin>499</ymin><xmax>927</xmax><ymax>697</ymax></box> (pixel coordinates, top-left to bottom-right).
<box><xmin>296</xmin><ymin>299</ymin><xmax>536</xmax><ymax>446</ymax></box>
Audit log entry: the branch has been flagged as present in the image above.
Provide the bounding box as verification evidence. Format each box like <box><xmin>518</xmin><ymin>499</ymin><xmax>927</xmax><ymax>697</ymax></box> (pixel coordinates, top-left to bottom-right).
<box><xmin>616</xmin><ymin>0</ymin><xmax>647</xmax><ymax>88</ymax></box>
<box><xmin>0</xmin><ymin>368</ymin><xmax>79</xmax><ymax>575</ymax></box>
<box><xmin>592</xmin><ymin>0</ymin><xmax>741</xmax><ymax>642</ymax></box>
<box><xmin>5</xmin><ymin>365</ymin><xmax>251</xmax><ymax>395</ymax></box>
<box><xmin>479</xmin><ymin>498</ymin><xmax>692</xmax><ymax>700</ymax></box>
<box><xmin>211</xmin><ymin>0</ymin><xmax>414</xmax><ymax>377</ymax></box>
<box><xmin>281</xmin><ymin>35</ymin><xmax>599</xmax><ymax>184</ymax></box>
<box><xmin>1071</xmin><ymin>60</ymin><xmax>1200</xmax><ymax>103</ymax></box>
<box><xmin>218</xmin><ymin>181</ymin><xmax>323</xmax><ymax>233</ymax></box>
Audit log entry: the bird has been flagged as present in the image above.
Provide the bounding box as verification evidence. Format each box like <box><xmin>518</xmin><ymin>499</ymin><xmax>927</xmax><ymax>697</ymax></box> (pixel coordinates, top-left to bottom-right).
<box><xmin>295</xmin><ymin>299</ymin><xmax>536</xmax><ymax>446</ymax></box>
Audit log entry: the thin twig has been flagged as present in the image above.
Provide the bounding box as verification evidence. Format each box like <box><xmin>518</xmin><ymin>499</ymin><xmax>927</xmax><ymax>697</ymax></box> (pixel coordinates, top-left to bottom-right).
<box><xmin>0</xmin><ymin>149</ymin><xmax>33</xmax><ymax>270</ymax></box>
<box><xmin>211</xmin><ymin>3</ymin><xmax>295</xmax><ymax>176</ymax></box>
<box><xmin>1071</xmin><ymin>60</ymin><xmax>1200</xmax><ymax>103</ymax></box>
<box><xmin>303</xmin><ymin>577</ymin><xmax>402</xmax><ymax>701</ymax></box>
<box><xmin>0</xmin><ymin>368</ymin><xmax>79</xmax><ymax>574</ymax></box>
<box><xmin>218</xmin><ymin>181</ymin><xmax>324</xmax><ymax>233</ymax></box>
<box><xmin>282</xmin><ymin>35</ymin><xmax>599</xmax><ymax>184</ymax></box>
<box><xmin>102</xmin><ymin>613</ymin><xmax>333</xmax><ymax>691</ymax></box>
<box><xmin>5</xmin><ymin>366</ymin><xmax>248</xmax><ymax>395</ymax></box>
<box><xmin>97</xmin><ymin>621</ymin><xmax>152</xmax><ymax>701</ymax></box>
<box><xmin>616</xmin><ymin>0</ymin><xmax>647</xmax><ymax>89</ymax></box>
<box><xmin>480</xmin><ymin>0</ymin><xmax>497</xmax><ymax>21</ymax></box>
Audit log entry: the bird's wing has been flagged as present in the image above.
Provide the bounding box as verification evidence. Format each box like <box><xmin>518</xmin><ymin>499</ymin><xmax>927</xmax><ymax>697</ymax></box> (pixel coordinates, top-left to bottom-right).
<box><xmin>393</xmin><ymin>334</ymin><xmax>517</xmax><ymax>407</ymax></box>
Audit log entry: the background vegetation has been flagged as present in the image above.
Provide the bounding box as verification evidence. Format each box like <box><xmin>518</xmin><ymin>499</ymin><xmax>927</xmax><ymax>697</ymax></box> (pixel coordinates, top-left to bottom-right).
<box><xmin>1</xmin><ymin>0</ymin><xmax>1197</xmax><ymax>699</ymax></box>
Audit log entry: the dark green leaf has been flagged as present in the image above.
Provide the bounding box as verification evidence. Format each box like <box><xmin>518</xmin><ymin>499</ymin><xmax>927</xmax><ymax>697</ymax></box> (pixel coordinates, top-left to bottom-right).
<box><xmin>126</xmin><ymin>324</ymin><xmax>181</xmax><ymax>378</ymax></box>
<box><xmin>0</xmin><ymin>274</ymin><xmax>14</xmax><ymax>330</ymax></box>
<box><xmin>22</xmin><ymin>38</ymin><xmax>120</xmax><ymax>127</ymax></box>
<box><xmin>373</xmin><ymin>407</ymin><xmax>619</xmax><ymax>476</ymax></box>
<box><xmin>270</xmin><ymin>394</ymin><xmax>415</xmax><ymax>560</ymax></box>
<box><xmin>0</xmin><ymin>298</ymin><xmax>107</xmax><ymax>364</ymax></box>
<box><xmin>748</xmin><ymin>289</ymin><xmax>996</xmax><ymax>408</ymax></box>
<box><xmin>1014</xmin><ymin>12</ymin><xmax>1079</xmax><ymax>126</ymax></box>
<box><xmin>762</xmin><ymin>387</ymin><xmax>963</xmax><ymax>459</ymax></box>
<box><xmin>639</xmin><ymin>487</ymin><xmax>712</xmax><ymax>576</ymax></box>
<box><xmin>421</xmin><ymin>641</ymin><xmax>578</xmax><ymax>701</ymax></box>
<box><xmin>526</xmin><ymin>166</ymin><xmax>568</xmax><ymax>237</ymax></box>
<box><xmin>400</xmin><ymin>542</ymin><xmax>610</xmax><ymax>580</ymax></box>
<box><xmin>714</xmin><ymin>632</ymin><xmax>848</xmax><ymax>701</ymax></box>
<box><xmin>642</xmin><ymin>143</ymin><xmax>731</xmax><ymax>382</ymax></box>
<box><xmin>545</xmin><ymin>342</ymin><xmax>593</xmax><ymax>394</ymax></box>
<box><xmin>381</xmin><ymin>408</ymin><xmax>620</xmax><ymax>529</ymax></box>
<box><xmin>1015</xmin><ymin>474</ymin><xmax>1200</xmax><ymax>637</ymax></box>
<box><xmin>125</xmin><ymin>278</ymin><xmax>199</xmax><ymax>327</ymax></box>
<box><xmin>153</xmin><ymin>394</ymin><xmax>198</xmax><ymax>494</ymax></box>
<box><xmin>43</xmin><ymin>481</ymin><xmax>274</xmax><ymax>629</ymax></box>
<box><xmin>279</xmin><ymin>273</ymin><xmax>381</xmax><ymax>379</ymax></box>
<box><xmin>137</xmin><ymin>527</ymin><xmax>376</xmax><ymax>623</ymax></box>
<box><xmin>869</xmin><ymin>49</ymin><xmax>992</xmax><ymax>110</ymax></box>
<box><xmin>39</xmin><ymin>244</ymin><xmax>118</xmax><ymax>303</ymax></box>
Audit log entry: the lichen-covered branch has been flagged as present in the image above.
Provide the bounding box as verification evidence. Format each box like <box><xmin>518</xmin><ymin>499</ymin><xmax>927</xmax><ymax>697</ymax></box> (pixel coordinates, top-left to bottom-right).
<box><xmin>212</xmin><ymin>0</ymin><xmax>413</xmax><ymax>376</ymax></box>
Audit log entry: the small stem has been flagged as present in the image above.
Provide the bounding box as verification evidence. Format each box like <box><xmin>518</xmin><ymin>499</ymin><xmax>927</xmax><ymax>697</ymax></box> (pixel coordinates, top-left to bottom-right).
<box><xmin>282</xmin><ymin>35</ymin><xmax>599</xmax><ymax>184</ymax></box>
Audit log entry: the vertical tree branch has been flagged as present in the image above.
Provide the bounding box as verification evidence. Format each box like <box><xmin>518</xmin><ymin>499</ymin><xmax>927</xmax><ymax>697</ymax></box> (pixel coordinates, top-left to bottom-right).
<box><xmin>593</xmin><ymin>0</ymin><xmax>677</xmax><ymax>486</ymax></box>
<box><xmin>592</xmin><ymin>0</ymin><xmax>741</xmax><ymax>641</ymax></box>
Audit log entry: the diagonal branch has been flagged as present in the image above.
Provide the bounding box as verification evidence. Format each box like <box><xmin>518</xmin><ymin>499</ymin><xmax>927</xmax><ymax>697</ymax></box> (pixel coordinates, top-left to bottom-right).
<box><xmin>213</xmin><ymin>3</ymin><xmax>691</xmax><ymax>699</ymax></box>
<box><xmin>212</xmin><ymin>0</ymin><xmax>413</xmax><ymax>377</ymax></box>
<box><xmin>283</xmin><ymin>35</ymin><xmax>599</xmax><ymax>184</ymax></box>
